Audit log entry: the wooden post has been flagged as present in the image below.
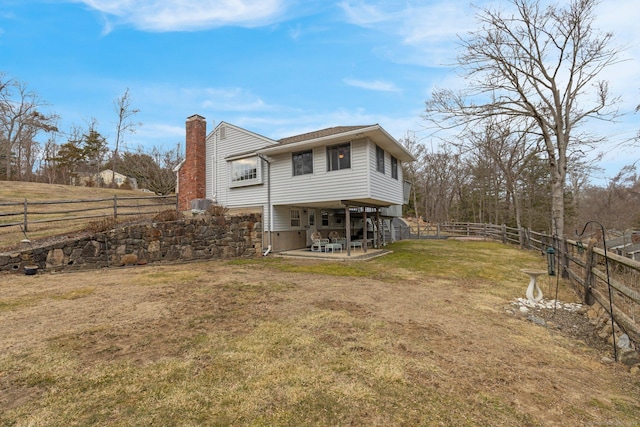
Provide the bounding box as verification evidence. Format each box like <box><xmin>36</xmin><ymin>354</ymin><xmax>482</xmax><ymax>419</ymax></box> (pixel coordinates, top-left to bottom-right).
<box><xmin>363</xmin><ymin>208</ymin><xmax>367</xmax><ymax>254</ymax></box>
<box><xmin>561</xmin><ymin>237</ymin><xmax>569</xmax><ymax>279</ymax></box>
<box><xmin>583</xmin><ymin>244</ymin><xmax>595</xmax><ymax>305</ymax></box>
<box><xmin>345</xmin><ymin>205</ymin><xmax>351</xmax><ymax>257</ymax></box>
<box><xmin>113</xmin><ymin>195</ymin><xmax>118</xmax><ymax>220</ymax></box>
<box><xmin>23</xmin><ymin>198</ymin><xmax>28</xmax><ymax>232</ymax></box>
<box><xmin>376</xmin><ymin>208</ymin><xmax>381</xmax><ymax>248</ymax></box>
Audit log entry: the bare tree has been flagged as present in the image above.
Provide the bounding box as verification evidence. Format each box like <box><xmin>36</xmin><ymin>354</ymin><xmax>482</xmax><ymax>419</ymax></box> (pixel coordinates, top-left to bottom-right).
<box><xmin>399</xmin><ymin>132</ymin><xmax>425</xmax><ymax>220</ymax></box>
<box><xmin>110</xmin><ymin>88</ymin><xmax>140</xmax><ymax>185</ymax></box>
<box><xmin>466</xmin><ymin>118</ymin><xmax>542</xmax><ymax>239</ymax></box>
<box><xmin>119</xmin><ymin>145</ymin><xmax>182</xmax><ymax>195</ymax></box>
<box><xmin>421</xmin><ymin>145</ymin><xmax>467</xmax><ymax>223</ymax></box>
<box><xmin>423</xmin><ymin>0</ymin><xmax>622</xmax><ymax>239</ymax></box>
<box><xmin>0</xmin><ymin>76</ymin><xmax>58</xmax><ymax>181</ymax></box>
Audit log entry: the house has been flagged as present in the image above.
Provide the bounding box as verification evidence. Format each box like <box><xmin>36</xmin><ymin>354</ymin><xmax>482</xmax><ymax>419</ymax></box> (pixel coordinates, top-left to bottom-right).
<box><xmin>606</xmin><ymin>231</ymin><xmax>640</xmax><ymax>261</ymax></box>
<box><xmin>176</xmin><ymin>114</ymin><xmax>415</xmax><ymax>254</ymax></box>
<box><xmin>98</xmin><ymin>169</ymin><xmax>138</xmax><ymax>189</ymax></box>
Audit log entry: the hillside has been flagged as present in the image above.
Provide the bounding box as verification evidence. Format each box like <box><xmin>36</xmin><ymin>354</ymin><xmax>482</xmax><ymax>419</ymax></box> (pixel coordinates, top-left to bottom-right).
<box><xmin>0</xmin><ymin>181</ymin><xmax>170</xmax><ymax>250</ymax></box>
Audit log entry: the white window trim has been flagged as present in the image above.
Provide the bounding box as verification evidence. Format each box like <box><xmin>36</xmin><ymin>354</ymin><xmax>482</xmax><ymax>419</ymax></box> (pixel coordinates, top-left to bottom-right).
<box><xmin>229</xmin><ymin>156</ymin><xmax>263</xmax><ymax>188</ymax></box>
<box><xmin>391</xmin><ymin>155</ymin><xmax>398</xmax><ymax>180</ymax></box>
<box><xmin>376</xmin><ymin>145</ymin><xmax>385</xmax><ymax>174</ymax></box>
<box><xmin>290</xmin><ymin>208</ymin><xmax>301</xmax><ymax>228</ymax></box>
<box><xmin>326</xmin><ymin>142</ymin><xmax>351</xmax><ymax>172</ymax></box>
<box><xmin>292</xmin><ymin>149</ymin><xmax>314</xmax><ymax>176</ymax></box>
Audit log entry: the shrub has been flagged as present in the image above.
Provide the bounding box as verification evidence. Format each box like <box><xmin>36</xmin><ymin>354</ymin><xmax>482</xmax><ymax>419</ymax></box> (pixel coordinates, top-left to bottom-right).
<box><xmin>85</xmin><ymin>217</ymin><xmax>119</xmax><ymax>233</ymax></box>
<box><xmin>207</xmin><ymin>204</ymin><xmax>229</xmax><ymax>217</ymax></box>
<box><xmin>154</xmin><ymin>209</ymin><xmax>183</xmax><ymax>222</ymax></box>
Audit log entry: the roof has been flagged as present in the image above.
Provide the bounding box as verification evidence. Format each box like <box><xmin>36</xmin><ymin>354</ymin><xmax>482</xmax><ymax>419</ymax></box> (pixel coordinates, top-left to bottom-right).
<box><xmin>260</xmin><ymin>124</ymin><xmax>416</xmax><ymax>162</ymax></box>
<box><xmin>278</xmin><ymin>126</ymin><xmax>374</xmax><ymax>145</ymax></box>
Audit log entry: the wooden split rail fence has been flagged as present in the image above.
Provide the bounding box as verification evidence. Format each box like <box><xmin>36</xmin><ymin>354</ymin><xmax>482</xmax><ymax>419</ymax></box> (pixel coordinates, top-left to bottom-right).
<box><xmin>0</xmin><ymin>195</ymin><xmax>177</xmax><ymax>244</ymax></box>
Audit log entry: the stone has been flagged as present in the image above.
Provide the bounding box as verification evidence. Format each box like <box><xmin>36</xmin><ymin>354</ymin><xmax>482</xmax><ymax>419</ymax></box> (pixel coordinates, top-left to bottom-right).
<box><xmin>46</xmin><ymin>248</ymin><xmax>65</xmax><ymax>266</ymax></box>
<box><xmin>599</xmin><ymin>323</ymin><xmax>613</xmax><ymax>337</ymax></box>
<box><xmin>120</xmin><ymin>253</ymin><xmax>138</xmax><ymax>266</ymax></box>
<box><xmin>527</xmin><ymin>315</ymin><xmax>546</xmax><ymax>326</ymax></box>
<box><xmin>630</xmin><ymin>366</ymin><xmax>640</xmax><ymax>375</ymax></box>
<box><xmin>617</xmin><ymin>334</ymin><xmax>631</xmax><ymax>350</ymax></box>
<box><xmin>601</xmin><ymin>356</ymin><xmax>615</xmax><ymax>364</ymax></box>
<box><xmin>619</xmin><ymin>348</ymin><xmax>640</xmax><ymax>367</ymax></box>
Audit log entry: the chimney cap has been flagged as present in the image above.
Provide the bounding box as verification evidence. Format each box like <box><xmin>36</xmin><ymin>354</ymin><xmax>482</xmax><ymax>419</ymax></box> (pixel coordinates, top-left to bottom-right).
<box><xmin>187</xmin><ymin>114</ymin><xmax>206</xmax><ymax>122</ymax></box>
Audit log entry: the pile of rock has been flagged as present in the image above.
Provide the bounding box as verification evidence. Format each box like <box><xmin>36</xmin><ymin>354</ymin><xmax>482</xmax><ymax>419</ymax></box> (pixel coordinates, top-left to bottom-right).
<box><xmin>586</xmin><ymin>304</ymin><xmax>640</xmax><ymax>370</ymax></box>
<box><xmin>511</xmin><ymin>297</ymin><xmax>583</xmax><ymax>313</ymax></box>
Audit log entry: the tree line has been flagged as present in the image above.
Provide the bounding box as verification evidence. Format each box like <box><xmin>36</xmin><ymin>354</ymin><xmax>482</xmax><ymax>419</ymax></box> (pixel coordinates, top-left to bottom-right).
<box><xmin>2</xmin><ymin>0</ymin><xmax>638</xmax><ymax>232</ymax></box>
<box><xmin>404</xmin><ymin>0</ymin><xmax>639</xmax><ymax>236</ymax></box>
<box><xmin>0</xmin><ymin>77</ymin><xmax>181</xmax><ymax>195</ymax></box>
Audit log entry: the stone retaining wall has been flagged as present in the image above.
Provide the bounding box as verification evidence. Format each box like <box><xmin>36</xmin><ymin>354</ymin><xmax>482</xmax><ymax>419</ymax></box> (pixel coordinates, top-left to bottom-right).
<box><xmin>0</xmin><ymin>213</ymin><xmax>262</xmax><ymax>274</ymax></box>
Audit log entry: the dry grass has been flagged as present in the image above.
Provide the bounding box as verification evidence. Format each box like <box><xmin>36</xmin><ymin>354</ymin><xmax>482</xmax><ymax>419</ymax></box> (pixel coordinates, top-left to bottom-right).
<box><xmin>1</xmin><ymin>240</ymin><xmax>639</xmax><ymax>426</ymax></box>
<box><xmin>0</xmin><ymin>181</ymin><xmax>171</xmax><ymax>250</ymax></box>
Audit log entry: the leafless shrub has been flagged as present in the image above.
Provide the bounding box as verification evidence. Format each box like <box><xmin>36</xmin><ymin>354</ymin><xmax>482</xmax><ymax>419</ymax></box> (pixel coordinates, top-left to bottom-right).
<box><xmin>207</xmin><ymin>205</ymin><xmax>228</xmax><ymax>217</ymax></box>
<box><xmin>153</xmin><ymin>209</ymin><xmax>183</xmax><ymax>222</ymax></box>
<box><xmin>85</xmin><ymin>218</ymin><xmax>119</xmax><ymax>233</ymax></box>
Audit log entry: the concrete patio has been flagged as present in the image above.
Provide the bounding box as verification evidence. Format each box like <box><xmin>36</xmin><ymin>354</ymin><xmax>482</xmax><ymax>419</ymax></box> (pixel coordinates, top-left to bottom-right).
<box><xmin>274</xmin><ymin>247</ymin><xmax>390</xmax><ymax>260</ymax></box>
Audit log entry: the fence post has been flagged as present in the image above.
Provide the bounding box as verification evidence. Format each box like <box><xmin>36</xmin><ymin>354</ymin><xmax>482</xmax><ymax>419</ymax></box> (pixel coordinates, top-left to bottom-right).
<box><xmin>502</xmin><ymin>224</ymin><xmax>506</xmax><ymax>244</ymax></box>
<box><xmin>583</xmin><ymin>244</ymin><xmax>596</xmax><ymax>305</ymax></box>
<box><xmin>437</xmin><ymin>223</ymin><xmax>440</xmax><ymax>239</ymax></box>
<box><xmin>518</xmin><ymin>226</ymin><xmax>524</xmax><ymax>249</ymax></box>
<box><xmin>175</xmin><ymin>194</ymin><xmax>179</xmax><ymax>214</ymax></box>
<box><xmin>113</xmin><ymin>195</ymin><xmax>118</xmax><ymax>220</ymax></box>
<box><xmin>23</xmin><ymin>198</ymin><xmax>28</xmax><ymax>232</ymax></box>
<box><xmin>561</xmin><ymin>237</ymin><xmax>569</xmax><ymax>279</ymax></box>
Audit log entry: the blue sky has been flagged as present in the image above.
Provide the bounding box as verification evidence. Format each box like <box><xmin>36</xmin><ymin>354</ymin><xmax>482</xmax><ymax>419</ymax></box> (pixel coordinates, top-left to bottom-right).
<box><xmin>1</xmin><ymin>0</ymin><xmax>638</xmax><ymax>182</ymax></box>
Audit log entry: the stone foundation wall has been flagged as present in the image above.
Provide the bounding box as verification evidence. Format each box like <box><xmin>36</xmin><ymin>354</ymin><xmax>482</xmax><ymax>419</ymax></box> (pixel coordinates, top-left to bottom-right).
<box><xmin>0</xmin><ymin>213</ymin><xmax>262</xmax><ymax>274</ymax></box>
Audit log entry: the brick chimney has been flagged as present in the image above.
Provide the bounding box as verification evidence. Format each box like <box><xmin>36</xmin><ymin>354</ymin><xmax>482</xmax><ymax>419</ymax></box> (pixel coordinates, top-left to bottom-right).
<box><xmin>178</xmin><ymin>114</ymin><xmax>207</xmax><ymax>211</ymax></box>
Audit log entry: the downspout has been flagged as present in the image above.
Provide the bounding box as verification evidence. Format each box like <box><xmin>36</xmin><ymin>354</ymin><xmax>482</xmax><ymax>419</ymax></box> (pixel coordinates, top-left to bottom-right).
<box><xmin>257</xmin><ymin>154</ymin><xmax>272</xmax><ymax>255</ymax></box>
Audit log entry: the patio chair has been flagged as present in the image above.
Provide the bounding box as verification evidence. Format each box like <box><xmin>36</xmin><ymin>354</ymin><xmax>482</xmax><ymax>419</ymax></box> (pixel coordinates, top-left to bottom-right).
<box><xmin>311</xmin><ymin>238</ymin><xmax>330</xmax><ymax>252</ymax></box>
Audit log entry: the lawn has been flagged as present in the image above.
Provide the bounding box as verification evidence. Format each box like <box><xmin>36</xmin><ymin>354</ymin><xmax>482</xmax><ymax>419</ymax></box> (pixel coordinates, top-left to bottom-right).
<box><xmin>1</xmin><ymin>239</ymin><xmax>639</xmax><ymax>426</ymax></box>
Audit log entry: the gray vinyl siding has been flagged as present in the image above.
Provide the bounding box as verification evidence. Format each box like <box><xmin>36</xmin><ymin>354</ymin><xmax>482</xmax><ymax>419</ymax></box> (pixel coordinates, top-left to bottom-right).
<box><xmin>368</xmin><ymin>140</ymin><xmax>404</xmax><ymax>206</ymax></box>
<box><xmin>269</xmin><ymin>138</ymin><xmax>371</xmax><ymax>205</ymax></box>
<box><xmin>205</xmin><ymin>128</ymin><xmax>407</xmax><ymax>239</ymax></box>
<box><xmin>272</xmin><ymin>205</ymin><xmax>298</xmax><ymax>231</ymax></box>
<box><xmin>206</xmin><ymin>124</ymin><xmax>270</xmax><ymax>208</ymax></box>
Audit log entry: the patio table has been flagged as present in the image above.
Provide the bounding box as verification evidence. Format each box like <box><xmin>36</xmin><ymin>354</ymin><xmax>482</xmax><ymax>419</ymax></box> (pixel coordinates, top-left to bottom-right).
<box><xmin>324</xmin><ymin>243</ymin><xmax>343</xmax><ymax>253</ymax></box>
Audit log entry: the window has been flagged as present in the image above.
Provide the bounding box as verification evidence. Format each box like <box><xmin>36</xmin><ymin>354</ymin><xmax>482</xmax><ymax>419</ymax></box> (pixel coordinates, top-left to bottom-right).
<box><xmin>292</xmin><ymin>149</ymin><xmax>313</xmax><ymax>176</ymax></box>
<box><xmin>321</xmin><ymin>211</ymin><xmax>329</xmax><ymax>227</ymax></box>
<box><xmin>291</xmin><ymin>209</ymin><xmax>301</xmax><ymax>227</ymax></box>
<box><xmin>220</xmin><ymin>125</ymin><xmax>227</xmax><ymax>139</ymax></box>
<box><xmin>229</xmin><ymin>157</ymin><xmax>262</xmax><ymax>187</ymax></box>
<box><xmin>391</xmin><ymin>156</ymin><xmax>398</xmax><ymax>179</ymax></box>
<box><xmin>376</xmin><ymin>145</ymin><xmax>385</xmax><ymax>174</ymax></box>
<box><xmin>309</xmin><ymin>210</ymin><xmax>315</xmax><ymax>226</ymax></box>
<box><xmin>327</xmin><ymin>143</ymin><xmax>351</xmax><ymax>171</ymax></box>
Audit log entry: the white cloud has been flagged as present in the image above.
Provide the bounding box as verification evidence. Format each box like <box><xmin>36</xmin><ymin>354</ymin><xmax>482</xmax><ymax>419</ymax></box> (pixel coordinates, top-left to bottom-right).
<box><xmin>73</xmin><ymin>0</ymin><xmax>289</xmax><ymax>32</ymax></box>
<box><xmin>338</xmin><ymin>0</ymin><xmax>489</xmax><ymax>67</ymax></box>
<box><xmin>200</xmin><ymin>87</ymin><xmax>272</xmax><ymax>112</ymax></box>
<box><xmin>343</xmin><ymin>78</ymin><xmax>400</xmax><ymax>92</ymax></box>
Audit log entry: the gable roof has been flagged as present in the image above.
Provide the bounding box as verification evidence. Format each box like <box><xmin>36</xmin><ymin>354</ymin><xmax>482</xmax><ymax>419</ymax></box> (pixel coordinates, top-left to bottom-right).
<box><xmin>260</xmin><ymin>124</ymin><xmax>416</xmax><ymax>162</ymax></box>
<box><xmin>278</xmin><ymin>126</ymin><xmax>373</xmax><ymax>145</ymax></box>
